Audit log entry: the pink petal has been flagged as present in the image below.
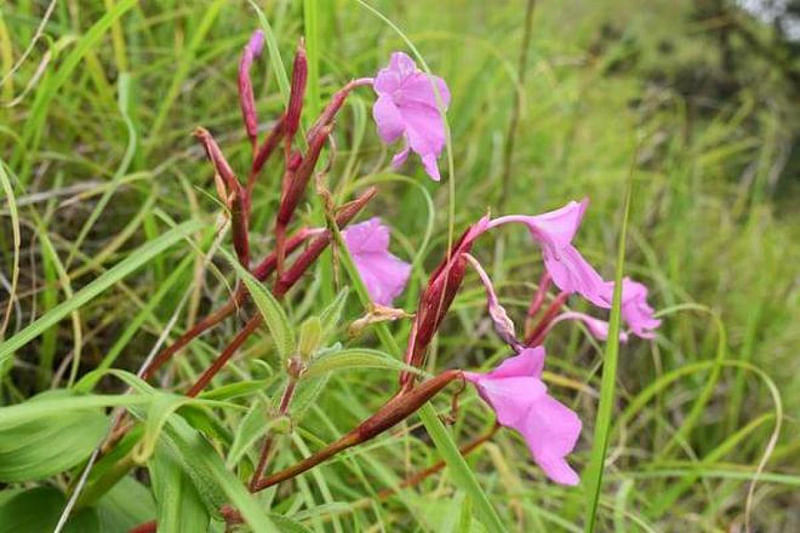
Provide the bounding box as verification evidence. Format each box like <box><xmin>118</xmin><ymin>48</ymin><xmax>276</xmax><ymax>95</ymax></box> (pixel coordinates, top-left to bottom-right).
<box><xmin>343</xmin><ymin>218</ymin><xmax>411</xmax><ymax>306</ymax></box>
<box><xmin>518</xmin><ymin>394</ymin><xmax>582</xmax><ymax>485</ymax></box>
<box><xmin>420</xmin><ymin>153</ymin><xmax>441</xmax><ymax>181</ymax></box>
<box><xmin>246</xmin><ymin>30</ymin><xmax>265</xmax><ymax>57</ymax></box>
<box><xmin>389</xmin><ymin>51</ymin><xmax>417</xmax><ymax>76</ymax></box>
<box><xmin>341</xmin><ymin>216</ymin><xmax>389</xmax><ymax>254</ymax></box>
<box><xmin>465</xmin><ymin>375</ymin><xmax>546</xmax><ymax>427</ymax></box>
<box><xmin>397</xmin><ymin>72</ymin><xmax>451</xmax><ymax>109</ymax></box>
<box><xmin>542</xmin><ymin>244</ymin><xmax>607</xmax><ymax>307</ymax></box>
<box><xmin>374</xmin><ymin>68</ymin><xmax>402</xmax><ymax>94</ymax></box>
<box><xmin>391</xmin><ymin>145</ymin><xmax>411</xmax><ymax>168</ymax></box>
<box><xmin>488</xmin><ymin>347</ymin><xmax>545</xmax><ymax>379</ymax></box>
<box><xmin>525</xmin><ymin>199</ymin><xmax>588</xmax><ymax>250</ymax></box>
<box><xmin>601</xmin><ymin>278</ymin><xmax>661</xmax><ymax>339</ymax></box>
<box><xmin>402</xmin><ymin>102</ymin><xmax>446</xmax><ymax>155</ymax></box>
<box><xmin>372</xmin><ymin>95</ymin><xmax>405</xmax><ymax>143</ymax></box>
<box><xmin>552</xmin><ymin>312</ymin><xmax>629</xmax><ymax>343</ymax></box>
<box><xmin>371</xmin><ymin>52</ymin><xmax>450</xmax><ymax>182</ymax></box>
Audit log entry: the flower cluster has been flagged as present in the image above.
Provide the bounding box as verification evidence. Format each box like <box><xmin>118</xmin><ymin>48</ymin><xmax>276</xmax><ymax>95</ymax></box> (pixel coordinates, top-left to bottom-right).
<box><xmin>132</xmin><ymin>34</ymin><xmax>663</xmax><ymax>531</ymax></box>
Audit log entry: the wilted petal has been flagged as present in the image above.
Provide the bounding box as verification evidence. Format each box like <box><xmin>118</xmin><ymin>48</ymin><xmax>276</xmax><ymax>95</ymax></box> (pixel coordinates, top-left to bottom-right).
<box><xmin>343</xmin><ymin>218</ymin><xmax>411</xmax><ymax>306</ymax></box>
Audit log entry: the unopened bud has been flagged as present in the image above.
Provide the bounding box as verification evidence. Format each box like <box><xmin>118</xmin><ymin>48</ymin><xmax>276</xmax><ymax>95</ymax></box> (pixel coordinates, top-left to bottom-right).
<box><xmin>285</xmin><ymin>40</ymin><xmax>308</xmax><ymax>141</ymax></box>
<box><xmin>297</xmin><ymin>317</ymin><xmax>322</xmax><ymax>360</ymax></box>
<box><xmin>239</xmin><ymin>30</ymin><xmax>266</xmax><ymax>144</ymax></box>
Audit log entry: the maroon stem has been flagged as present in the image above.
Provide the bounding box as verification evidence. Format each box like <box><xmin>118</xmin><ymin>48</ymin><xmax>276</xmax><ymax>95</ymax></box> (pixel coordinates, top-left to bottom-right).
<box><xmin>527</xmin><ymin>271</ymin><xmax>552</xmax><ymax>320</ymax></box>
<box><xmin>141</xmin><ymin>187</ymin><xmax>375</xmax><ymax>382</ymax></box>
<box><xmin>248</xmin><ymin>379</ymin><xmax>296</xmax><ymax>490</ymax></box>
<box><xmin>252</xmin><ymin>369</ymin><xmax>463</xmax><ymax>492</ymax></box>
<box><xmin>185</xmin><ymin>316</ymin><xmax>262</xmax><ymax>397</ymax></box>
<box><xmin>525</xmin><ymin>291</ymin><xmax>569</xmax><ymax>346</ymax></box>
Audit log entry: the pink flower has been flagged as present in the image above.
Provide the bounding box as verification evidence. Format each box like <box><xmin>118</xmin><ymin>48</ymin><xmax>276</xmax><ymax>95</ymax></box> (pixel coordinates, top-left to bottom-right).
<box><xmin>342</xmin><ymin>217</ymin><xmax>411</xmax><ymax>306</ymax></box>
<box><xmin>464</xmin><ymin>348</ymin><xmax>582</xmax><ymax>485</ymax></box>
<box><xmin>602</xmin><ymin>277</ymin><xmax>661</xmax><ymax>339</ymax></box>
<box><xmin>550</xmin><ymin>311</ymin><xmax>629</xmax><ymax>343</ymax></box>
<box><xmin>372</xmin><ymin>52</ymin><xmax>450</xmax><ymax>181</ymax></box>
<box><xmin>488</xmin><ymin>199</ymin><xmax>607</xmax><ymax>307</ymax></box>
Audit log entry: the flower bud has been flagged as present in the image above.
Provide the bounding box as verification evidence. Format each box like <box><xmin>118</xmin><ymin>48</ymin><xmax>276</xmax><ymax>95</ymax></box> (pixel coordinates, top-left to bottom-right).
<box><xmin>297</xmin><ymin>316</ymin><xmax>322</xmax><ymax>361</ymax></box>
<box><xmin>285</xmin><ymin>40</ymin><xmax>307</xmax><ymax>143</ymax></box>
<box><xmin>239</xmin><ymin>30</ymin><xmax>265</xmax><ymax>145</ymax></box>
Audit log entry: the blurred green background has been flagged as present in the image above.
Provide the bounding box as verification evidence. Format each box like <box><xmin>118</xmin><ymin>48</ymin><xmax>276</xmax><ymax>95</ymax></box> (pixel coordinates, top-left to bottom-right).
<box><xmin>1</xmin><ymin>0</ymin><xmax>799</xmax><ymax>531</ymax></box>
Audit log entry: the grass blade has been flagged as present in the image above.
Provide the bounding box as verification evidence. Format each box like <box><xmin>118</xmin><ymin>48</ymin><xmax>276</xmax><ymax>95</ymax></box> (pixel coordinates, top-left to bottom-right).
<box><xmin>583</xmin><ymin>178</ymin><xmax>633</xmax><ymax>531</ymax></box>
<box><xmin>0</xmin><ymin>219</ymin><xmax>205</xmax><ymax>364</ymax></box>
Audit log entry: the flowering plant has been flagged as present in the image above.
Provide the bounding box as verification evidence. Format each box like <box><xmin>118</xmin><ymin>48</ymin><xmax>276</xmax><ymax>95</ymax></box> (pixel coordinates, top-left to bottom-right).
<box><xmin>56</xmin><ymin>31</ymin><xmax>660</xmax><ymax>531</ymax></box>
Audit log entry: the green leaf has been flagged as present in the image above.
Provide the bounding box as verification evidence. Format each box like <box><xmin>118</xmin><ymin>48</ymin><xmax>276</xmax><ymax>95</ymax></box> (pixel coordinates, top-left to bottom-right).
<box><xmin>199</xmin><ymin>378</ymin><xmax>274</xmax><ymax>402</ymax></box>
<box><xmin>133</xmin><ymin>393</ymin><xmax>198</xmax><ymax>464</ymax></box>
<box><xmin>319</xmin><ymin>288</ymin><xmax>349</xmax><ymax>341</ymax></box>
<box><xmin>95</xmin><ymin>477</ymin><xmax>156</xmax><ymax>532</ymax></box>
<box><xmin>227</xmin><ymin>399</ymin><xmax>274</xmax><ymax>468</ymax></box>
<box><xmin>225</xmin><ymin>248</ymin><xmax>295</xmax><ymax>359</ymax></box>
<box><xmin>0</xmin><ymin>219</ymin><xmax>205</xmax><ymax>364</ymax></box>
<box><xmin>302</xmin><ymin>348</ymin><xmax>424</xmax><ymax>380</ymax></box>
<box><xmin>249</xmin><ymin>0</ymin><xmax>290</xmax><ymax>104</ymax></box>
<box><xmin>268</xmin><ymin>514</ymin><xmax>314</xmax><ymax>533</ymax></box>
<box><xmin>0</xmin><ymin>391</ymin><xmax>109</xmax><ymax>482</ymax></box>
<box><xmin>583</xmin><ymin>178</ymin><xmax>633</xmax><ymax>531</ymax></box>
<box><xmin>149</xmin><ymin>441</ymin><xmax>211</xmax><ymax>533</ymax></box>
<box><xmin>0</xmin><ymin>486</ymin><xmax>99</xmax><ymax>533</ymax></box>
<box><xmin>162</xmin><ymin>415</ymin><xmax>278</xmax><ymax>532</ymax></box>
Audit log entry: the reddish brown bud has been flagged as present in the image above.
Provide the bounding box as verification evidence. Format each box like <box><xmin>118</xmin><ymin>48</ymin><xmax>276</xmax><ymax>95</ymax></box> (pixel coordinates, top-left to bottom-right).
<box><xmin>307</xmin><ymin>85</ymin><xmax>350</xmax><ymax>142</ymax></box>
<box><xmin>194</xmin><ymin>127</ymin><xmax>249</xmax><ymax>267</ymax></box>
<box><xmin>400</xmin><ymin>217</ymin><xmax>490</xmax><ymax>386</ymax></box>
<box><xmin>276</xmin><ymin>124</ymin><xmax>332</xmax><ymax>226</ymax></box>
<box><xmin>194</xmin><ymin>127</ymin><xmax>238</xmax><ymax>192</ymax></box>
<box><xmin>285</xmin><ymin>40</ymin><xmax>308</xmax><ymax>143</ymax></box>
<box><xmin>239</xmin><ymin>30</ymin><xmax>265</xmax><ymax>147</ymax></box>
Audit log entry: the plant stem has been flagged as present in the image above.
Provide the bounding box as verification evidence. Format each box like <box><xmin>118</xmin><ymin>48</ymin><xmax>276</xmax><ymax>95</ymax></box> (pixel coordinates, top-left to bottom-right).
<box><xmin>525</xmin><ymin>291</ymin><xmax>568</xmax><ymax>346</ymax></box>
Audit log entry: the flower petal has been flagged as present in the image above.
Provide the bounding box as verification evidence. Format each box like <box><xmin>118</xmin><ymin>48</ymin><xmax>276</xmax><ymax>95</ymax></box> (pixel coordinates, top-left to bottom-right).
<box><xmin>488</xmin><ymin>347</ymin><xmax>545</xmax><ymax>379</ymax></box>
<box><xmin>465</xmin><ymin>375</ymin><xmax>547</xmax><ymax>427</ymax></box>
<box><xmin>551</xmin><ymin>312</ymin><xmax>629</xmax><ymax>343</ymax></box>
<box><xmin>343</xmin><ymin>218</ymin><xmax>411</xmax><ymax>306</ymax></box>
<box><xmin>372</xmin><ymin>95</ymin><xmax>405</xmax><ymax>144</ymax></box>
<box><xmin>398</xmin><ymin>72</ymin><xmax>451</xmax><ymax>109</ymax></box>
<box><xmin>542</xmin><ymin>244</ymin><xmax>607</xmax><ymax>307</ymax></box>
<box><xmin>517</xmin><ymin>393</ymin><xmax>582</xmax><ymax>485</ymax></box>
<box><xmin>391</xmin><ymin>144</ymin><xmax>411</xmax><ymax>168</ymax></box>
<box><xmin>420</xmin><ymin>152</ymin><xmax>441</xmax><ymax>181</ymax></box>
